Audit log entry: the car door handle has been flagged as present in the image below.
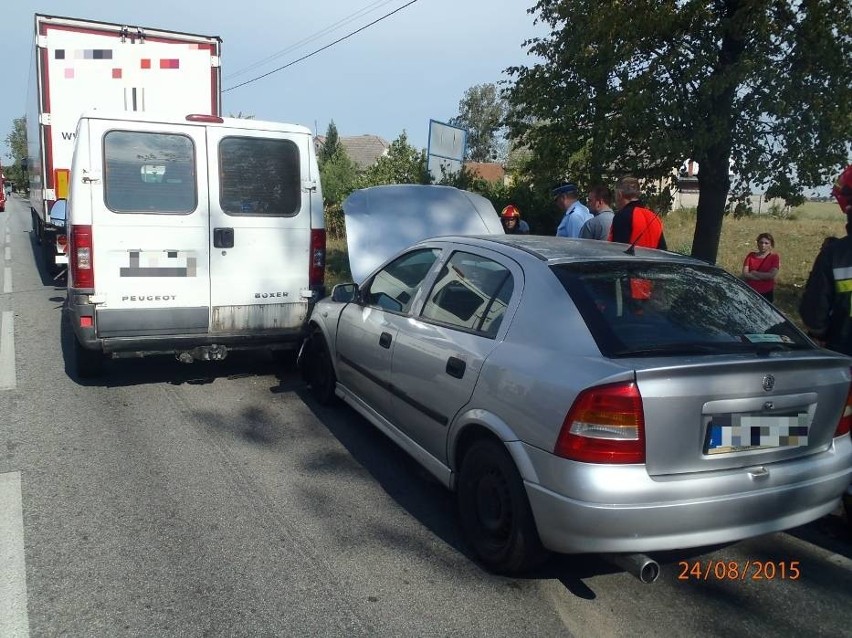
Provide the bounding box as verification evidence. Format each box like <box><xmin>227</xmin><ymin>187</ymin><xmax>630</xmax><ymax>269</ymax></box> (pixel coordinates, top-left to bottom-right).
<box><xmin>213</xmin><ymin>227</ymin><xmax>234</xmax><ymax>248</ymax></box>
<box><xmin>379</xmin><ymin>332</ymin><xmax>392</xmax><ymax>349</ymax></box>
<box><xmin>446</xmin><ymin>356</ymin><xmax>466</xmax><ymax>379</ymax></box>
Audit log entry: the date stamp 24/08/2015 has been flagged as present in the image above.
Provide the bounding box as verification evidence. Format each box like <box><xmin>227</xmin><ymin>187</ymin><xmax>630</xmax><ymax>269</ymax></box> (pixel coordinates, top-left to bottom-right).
<box><xmin>678</xmin><ymin>560</ymin><xmax>801</xmax><ymax>581</ymax></box>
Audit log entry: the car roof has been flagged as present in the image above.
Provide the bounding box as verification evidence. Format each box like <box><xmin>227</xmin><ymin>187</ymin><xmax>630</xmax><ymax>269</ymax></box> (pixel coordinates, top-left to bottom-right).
<box><xmin>421</xmin><ymin>235</ymin><xmax>706</xmax><ymax>266</ymax></box>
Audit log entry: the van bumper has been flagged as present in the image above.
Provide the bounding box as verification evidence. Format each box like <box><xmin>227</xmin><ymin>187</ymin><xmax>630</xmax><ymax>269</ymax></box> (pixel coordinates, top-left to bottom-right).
<box><xmin>66</xmin><ymin>293</ymin><xmax>309</xmax><ymax>356</ymax></box>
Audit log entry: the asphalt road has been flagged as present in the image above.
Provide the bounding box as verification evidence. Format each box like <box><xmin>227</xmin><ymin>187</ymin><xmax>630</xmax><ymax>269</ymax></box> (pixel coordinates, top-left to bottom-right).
<box><xmin>1</xmin><ymin>194</ymin><xmax>851</xmax><ymax>637</ymax></box>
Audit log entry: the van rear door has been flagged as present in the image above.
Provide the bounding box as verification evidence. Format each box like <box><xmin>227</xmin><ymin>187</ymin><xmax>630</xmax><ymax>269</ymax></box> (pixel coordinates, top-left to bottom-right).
<box><xmin>86</xmin><ymin>119</ymin><xmax>211</xmax><ymax>338</ymax></box>
<box><xmin>205</xmin><ymin>125</ymin><xmax>313</xmax><ymax>334</ymax></box>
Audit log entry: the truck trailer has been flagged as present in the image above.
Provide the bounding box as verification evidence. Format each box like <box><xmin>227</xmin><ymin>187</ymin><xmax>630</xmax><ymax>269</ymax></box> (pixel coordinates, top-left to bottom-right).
<box><xmin>26</xmin><ymin>14</ymin><xmax>222</xmax><ymax>273</ymax></box>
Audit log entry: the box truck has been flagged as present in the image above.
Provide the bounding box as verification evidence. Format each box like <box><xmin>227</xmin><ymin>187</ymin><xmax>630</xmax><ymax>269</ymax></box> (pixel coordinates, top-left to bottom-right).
<box><xmin>26</xmin><ymin>14</ymin><xmax>222</xmax><ymax>273</ymax></box>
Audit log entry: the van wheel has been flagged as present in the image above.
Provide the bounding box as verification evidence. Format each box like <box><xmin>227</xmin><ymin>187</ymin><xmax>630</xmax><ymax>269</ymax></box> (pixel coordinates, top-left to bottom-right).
<box><xmin>74</xmin><ymin>339</ymin><xmax>104</xmax><ymax>378</ymax></box>
<box><xmin>457</xmin><ymin>439</ymin><xmax>547</xmax><ymax>575</ymax></box>
<box><xmin>305</xmin><ymin>330</ymin><xmax>336</xmax><ymax>404</ymax></box>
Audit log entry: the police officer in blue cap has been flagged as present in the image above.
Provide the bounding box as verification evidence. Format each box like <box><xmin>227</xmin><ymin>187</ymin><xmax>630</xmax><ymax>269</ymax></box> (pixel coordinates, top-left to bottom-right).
<box><xmin>553</xmin><ymin>183</ymin><xmax>592</xmax><ymax>238</ymax></box>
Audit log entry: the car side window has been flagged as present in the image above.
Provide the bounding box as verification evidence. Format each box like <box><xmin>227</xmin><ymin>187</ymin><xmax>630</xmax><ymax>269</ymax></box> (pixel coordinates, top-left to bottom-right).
<box><xmin>365</xmin><ymin>248</ymin><xmax>441</xmax><ymax>314</ymax></box>
<box><xmin>421</xmin><ymin>251</ymin><xmax>514</xmax><ymax>337</ymax></box>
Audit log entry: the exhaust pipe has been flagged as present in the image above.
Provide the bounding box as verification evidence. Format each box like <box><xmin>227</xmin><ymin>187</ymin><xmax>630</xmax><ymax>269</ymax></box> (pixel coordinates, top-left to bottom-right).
<box><xmin>602</xmin><ymin>553</ymin><xmax>660</xmax><ymax>584</ymax></box>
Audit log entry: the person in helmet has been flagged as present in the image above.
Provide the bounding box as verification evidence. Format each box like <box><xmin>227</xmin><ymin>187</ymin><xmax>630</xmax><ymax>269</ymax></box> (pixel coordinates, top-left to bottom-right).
<box><xmin>500</xmin><ymin>204</ymin><xmax>530</xmax><ymax>235</ymax></box>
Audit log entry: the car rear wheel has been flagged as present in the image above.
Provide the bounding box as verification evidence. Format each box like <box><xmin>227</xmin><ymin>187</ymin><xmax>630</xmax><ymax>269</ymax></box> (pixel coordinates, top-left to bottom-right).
<box><xmin>457</xmin><ymin>438</ymin><xmax>547</xmax><ymax>574</ymax></box>
<box><xmin>304</xmin><ymin>330</ymin><xmax>336</xmax><ymax>404</ymax></box>
<box><xmin>74</xmin><ymin>338</ymin><xmax>104</xmax><ymax>378</ymax></box>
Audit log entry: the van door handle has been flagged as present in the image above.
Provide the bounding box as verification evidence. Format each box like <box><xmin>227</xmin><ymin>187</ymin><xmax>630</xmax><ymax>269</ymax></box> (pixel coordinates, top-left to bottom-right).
<box><xmin>379</xmin><ymin>332</ymin><xmax>392</xmax><ymax>349</ymax></box>
<box><xmin>213</xmin><ymin>227</ymin><xmax>234</xmax><ymax>248</ymax></box>
<box><xmin>446</xmin><ymin>356</ymin><xmax>466</xmax><ymax>379</ymax></box>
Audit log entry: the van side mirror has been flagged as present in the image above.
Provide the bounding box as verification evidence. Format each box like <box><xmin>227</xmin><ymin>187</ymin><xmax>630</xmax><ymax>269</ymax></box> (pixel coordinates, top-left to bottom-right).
<box><xmin>49</xmin><ymin>199</ymin><xmax>68</xmax><ymax>227</ymax></box>
<box><xmin>331</xmin><ymin>283</ymin><xmax>358</xmax><ymax>303</ymax></box>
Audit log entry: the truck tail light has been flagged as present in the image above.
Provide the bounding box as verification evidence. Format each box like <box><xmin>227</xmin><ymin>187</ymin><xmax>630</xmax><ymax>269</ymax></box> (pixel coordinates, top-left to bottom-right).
<box><xmin>56</xmin><ymin>234</ymin><xmax>68</xmax><ymax>254</ymax></box>
<box><xmin>835</xmin><ymin>376</ymin><xmax>852</xmax><ymax>438</ymax></box>
<box><xmin>309</xmin><ymin>229</ymin><xmax>326</xmax><ymax>288</ymax></box>
<box><xmin>70</xmin><ymin>224</ymin><xmax>94</xmax><ymax>289</ymax></box>
<box><xmin>555</xmin><ymin>382</ymin><xmax>645</xmax><ymax>464</ymax></box>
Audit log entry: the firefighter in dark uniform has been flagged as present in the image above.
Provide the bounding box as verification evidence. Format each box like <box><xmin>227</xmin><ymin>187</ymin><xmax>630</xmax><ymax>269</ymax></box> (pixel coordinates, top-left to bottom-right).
<box><xmin>800</xmin><ymin>164</ymin><xmax>852</xmax><ymax>354</ymax></box>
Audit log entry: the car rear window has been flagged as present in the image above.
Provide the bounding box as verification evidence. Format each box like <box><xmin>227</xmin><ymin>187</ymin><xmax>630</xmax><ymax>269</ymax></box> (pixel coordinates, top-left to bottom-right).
<box><xmin>551</xmin><ymin>262</ymin><xmax>812</xmax><ymax>357</ymax></box>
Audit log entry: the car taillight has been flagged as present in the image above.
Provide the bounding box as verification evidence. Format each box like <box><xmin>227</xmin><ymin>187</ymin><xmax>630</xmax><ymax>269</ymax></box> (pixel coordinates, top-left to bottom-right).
<box><xmin>70</xmin><ymin>224</ymin><xmax>94</xmax><ymax>289</ymax></box>
<box><xmin>555</xmin><ymin>381</ymin><xmax>645</xmax><ymax>463</ymax></box>
<box><xmin>309</xmin><ymin>228</ymin><xmax>326</xmax><ymax>288</ymax></box>
<box><xmin>835</xmin><ymin>377</ymin><xmax>852</xmax><ymax>437</ymax></box>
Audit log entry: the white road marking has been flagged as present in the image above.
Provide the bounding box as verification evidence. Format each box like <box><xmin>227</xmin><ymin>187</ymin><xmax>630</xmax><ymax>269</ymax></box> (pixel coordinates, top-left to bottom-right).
<box><xmin>0</xmin><ymin>312</ymin><xmax>16</xmax><ymax>390</ymax></box>
<box><xmin>0</xmin><ymin>472</ymin><xmax>30</xmax><ymax>637</ymax></box>
<box><xmin>4</xmin><ymin>246</ymin><xmax>9</xmax><ymax>261</ymax></box>
<box><xmin>3</xmin><ymin>267</ymin><xmax>11</xmax><ymax>294</ymax></box>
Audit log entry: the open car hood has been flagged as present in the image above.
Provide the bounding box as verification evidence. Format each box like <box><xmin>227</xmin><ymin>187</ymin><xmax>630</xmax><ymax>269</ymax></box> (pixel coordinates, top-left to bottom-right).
<box><xmin>342</xmin><ymin>184</ymin><xmax>504</xmax><ymax>283</ymax></box>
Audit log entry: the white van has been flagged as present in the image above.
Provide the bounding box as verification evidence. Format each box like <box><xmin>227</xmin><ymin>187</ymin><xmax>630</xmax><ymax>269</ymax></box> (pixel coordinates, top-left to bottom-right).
<box><xmin>64</xmin><ymin>110</ymin><xmax>326</xmax><ymax>377</ymax></box>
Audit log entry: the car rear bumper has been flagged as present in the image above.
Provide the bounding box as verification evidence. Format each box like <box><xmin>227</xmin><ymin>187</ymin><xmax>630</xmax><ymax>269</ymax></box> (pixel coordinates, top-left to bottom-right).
<box><xmin>520</xmin><ymin>436</ymin><xmax>852</xmax><ymax>554</ymax></box>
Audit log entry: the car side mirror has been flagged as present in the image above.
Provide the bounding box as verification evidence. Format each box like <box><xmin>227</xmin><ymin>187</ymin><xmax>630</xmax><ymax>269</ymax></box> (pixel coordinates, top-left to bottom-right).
<box><xmin>331</xmin><ymin>283</ymin><xmax>359</xmax><ymax>303</ymax></box>
<box><xmin>49</xmin><ymin>199</ymin><xmax>68</xmax><ymax>227</ymax></box>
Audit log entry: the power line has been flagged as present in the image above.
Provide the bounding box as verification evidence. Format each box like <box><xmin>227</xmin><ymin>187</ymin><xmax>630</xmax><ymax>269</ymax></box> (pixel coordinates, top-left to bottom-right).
<box><xmin>224</xmin><ymin>0</ymin><xmax>399</xmax><ymax>81</ymax></box>
<box><xmin>223</xmin><ymin>0</ymin><xmax>420</xmax><ymax>93</ymax></box>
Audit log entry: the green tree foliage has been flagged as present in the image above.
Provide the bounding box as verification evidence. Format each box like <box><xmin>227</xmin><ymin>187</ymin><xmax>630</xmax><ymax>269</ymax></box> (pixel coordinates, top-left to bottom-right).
<box><xmin>506</xmin><ymin>0</ymin><xmax>852</xmax><ymax>263</ymax></box>
<box><xmin>4</xmin><ymin>116</ymin><xmax>28</xmax><ymax>191</ymax></box>
<box><xmin>320</xmin><ymin>146</ymin><xmax>359</xmax><ymax>207</ymax></box>
<box><xmin>450</xmin><ymin>83</ymin><xmax>509</xmax><ymax>162</ymax></box>
<box><xmin>441</xmin><ymin>167</ymin><xmax>557</xmax><ymax>234</ymax></box>
<box><xmin>319</xmin><ymin>120</ymin><xmax>342</xmax><ymax>165</ymax></box>
<box><xmin>359</xmin><ymin>131</ymin><xmax>428</xmax><ymax>187</ymax></box>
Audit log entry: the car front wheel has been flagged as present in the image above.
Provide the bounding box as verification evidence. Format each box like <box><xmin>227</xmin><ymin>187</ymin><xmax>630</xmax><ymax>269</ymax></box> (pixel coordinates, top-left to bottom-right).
<box><xmin>457</xmin><ymin>438</ymin><xmax>547</xmax><ymax>574</ymax></box>
<box><xmin>304</xmin><ymin>330</ymin><xmax>337</xmax><ymax>405</ymax></box>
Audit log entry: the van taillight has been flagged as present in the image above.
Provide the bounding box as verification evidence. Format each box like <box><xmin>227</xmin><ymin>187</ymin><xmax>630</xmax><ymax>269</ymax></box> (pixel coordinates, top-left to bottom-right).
<box><xmin>835</xmin><ymin>376</ymin><xmax>852</xmax><ymax>438</ymax></box>
<box><xmin>70</xmin><ymin>225</ymin><xmax>94</xmax><ymax>289</ymax></box>
<box><xmin>554</xmin><ymin>382</ymin><xmax>645</xmax><ymax>463</ymax></box>
<box><xmin>309</xmin><ymin>229</ymin><xmax>326</xmax><ymax>288</ymax></box>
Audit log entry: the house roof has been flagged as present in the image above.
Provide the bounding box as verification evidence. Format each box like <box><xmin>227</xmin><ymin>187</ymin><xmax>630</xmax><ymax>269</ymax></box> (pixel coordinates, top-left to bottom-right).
<box><xmin>315</xmin><ymin>134</ymin><xmax>390</xmax><ymax>171</ymax></box>
<box><xmin>464</xmin><ymin>162</ymin><xmax>506</xmax><ymax>183</ymax></box>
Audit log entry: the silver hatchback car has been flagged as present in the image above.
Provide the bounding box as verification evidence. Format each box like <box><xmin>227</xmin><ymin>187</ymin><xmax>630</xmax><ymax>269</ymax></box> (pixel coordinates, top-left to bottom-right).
<box><xmin>302</xmin><ymin>231</ymin><xmax>852</xmax><ymax>575</ymax></box>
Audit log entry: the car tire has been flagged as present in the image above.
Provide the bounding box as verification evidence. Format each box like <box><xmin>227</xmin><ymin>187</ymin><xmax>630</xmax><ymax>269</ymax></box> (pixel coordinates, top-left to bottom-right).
<box><xmin>74</xmin><ymin>338</ymin><xmax>104</xmax><ymax>378</ymax></box>
<box><xmin>457</xmin><ymin>438</ymin><xmax>547</xmax><ymax>575</ymax></box>
<box><xmin>304</xmin><ymin>330</ymin><xmax>337</xmax><ymax>404</ymax></box>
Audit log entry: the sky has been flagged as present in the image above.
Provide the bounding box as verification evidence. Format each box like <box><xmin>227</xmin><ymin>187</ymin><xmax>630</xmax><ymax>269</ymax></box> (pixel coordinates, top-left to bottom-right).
<box><xmin>0</xmin><ymin>0</ymin><xmax>547</xmax><ymax>159</ymax></box>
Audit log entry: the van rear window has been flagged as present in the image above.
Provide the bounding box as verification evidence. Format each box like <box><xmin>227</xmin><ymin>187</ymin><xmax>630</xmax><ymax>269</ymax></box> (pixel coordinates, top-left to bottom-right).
<box><xmin>103</xmin><ymin>131</ymin><xmax>196</xmax><ymax>214</ymax></box>
<box><xmin>219</xmin><ymin>137</ymin><xmax>300</xmax><ymax>217</ymax></box>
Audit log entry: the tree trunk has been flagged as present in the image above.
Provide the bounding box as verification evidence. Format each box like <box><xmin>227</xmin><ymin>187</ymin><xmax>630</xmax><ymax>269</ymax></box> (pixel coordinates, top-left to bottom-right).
<box><xmin>691</xmin><ymin>156</ymin><xmax>730</xmax><ymax>264</ymax></box>
<box><xmin>690</xmin><ymin>0</ymin><xmax>747</xmax><ymax>265</ymax></box>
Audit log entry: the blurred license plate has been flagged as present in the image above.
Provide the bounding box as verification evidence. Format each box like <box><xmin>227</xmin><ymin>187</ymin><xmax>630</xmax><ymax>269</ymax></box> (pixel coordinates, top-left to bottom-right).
<box><xmin>705</xmin><ymin>412</ymin><xmax>809</xmax><ymax>455</ymax></box>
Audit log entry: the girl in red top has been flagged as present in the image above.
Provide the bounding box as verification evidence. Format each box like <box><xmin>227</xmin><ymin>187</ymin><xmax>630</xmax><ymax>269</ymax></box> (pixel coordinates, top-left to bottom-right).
<box><xmin>742</xmin><ymin>233</ymin><xmax>780</xmax><ymax>301</ymax></box>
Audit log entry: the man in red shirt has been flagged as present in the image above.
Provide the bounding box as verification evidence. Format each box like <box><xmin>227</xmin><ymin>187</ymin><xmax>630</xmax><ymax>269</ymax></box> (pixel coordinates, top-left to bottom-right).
<box><xmin>608</xmin><ymin>176</ymin><xmax>667</xmax><ymax>250</ymax></box>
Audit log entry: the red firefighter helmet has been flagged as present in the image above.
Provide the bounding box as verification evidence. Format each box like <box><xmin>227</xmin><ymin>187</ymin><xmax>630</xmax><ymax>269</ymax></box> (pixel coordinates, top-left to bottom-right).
<box><xmin>501</xmin><ymin>204</ymin><xmax>521</xmax><ymax>219</ymax></box>
<box><xmin>833</xmin><ymin>164</ymin><xmax>852</xmax><ymax>214</ymax></box>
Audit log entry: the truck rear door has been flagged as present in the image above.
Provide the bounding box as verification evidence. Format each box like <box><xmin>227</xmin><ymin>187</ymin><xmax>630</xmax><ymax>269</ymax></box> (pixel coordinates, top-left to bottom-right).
<box><xmin>205</xmin><ymin>125</ymin><xmax>313</xmax><ymax>334</ymax></box>
<box><xmin>85</xmin><ymin>118</ymin><xmax>212</xmax><ymax>339</ymax></box>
